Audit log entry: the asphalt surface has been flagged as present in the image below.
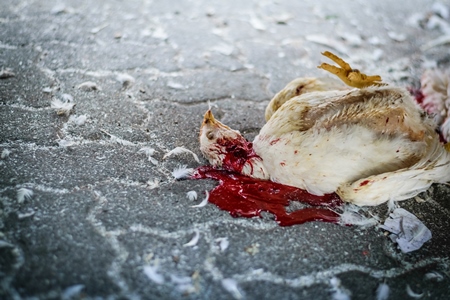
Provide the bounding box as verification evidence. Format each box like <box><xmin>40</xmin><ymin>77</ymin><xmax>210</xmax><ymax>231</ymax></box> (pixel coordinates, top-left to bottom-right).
<box><xmin>1</xmin><ymin>0</ymin><xmax>450</xmax><ymax>299</ymax></box>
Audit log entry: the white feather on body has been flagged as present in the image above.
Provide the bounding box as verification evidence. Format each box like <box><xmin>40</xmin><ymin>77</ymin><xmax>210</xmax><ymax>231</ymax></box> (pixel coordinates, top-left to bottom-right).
<box><xmin>254</xmin><ymin>86</ymin><xmax>450</xmax><ymax>205</ymax></box>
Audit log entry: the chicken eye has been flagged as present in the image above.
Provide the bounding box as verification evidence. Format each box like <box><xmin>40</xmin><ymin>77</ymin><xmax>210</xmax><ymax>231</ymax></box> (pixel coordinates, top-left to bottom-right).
<box><xmin>206</xmin><ymin>131</ymin><xmax>215</xmax><ymax>140</ymax></box>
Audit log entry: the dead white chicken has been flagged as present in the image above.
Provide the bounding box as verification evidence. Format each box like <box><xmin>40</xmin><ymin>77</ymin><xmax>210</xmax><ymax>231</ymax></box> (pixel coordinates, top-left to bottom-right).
<box><xmin>199</xmin><ymin>53</ymin><xmax>450</xmax><ymax>206</ymax></box>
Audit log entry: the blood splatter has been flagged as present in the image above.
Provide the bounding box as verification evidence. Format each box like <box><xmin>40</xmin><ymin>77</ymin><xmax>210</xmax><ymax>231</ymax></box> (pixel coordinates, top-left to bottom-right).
<box><xmin>191</xmin><ymin>166</ymin><xmax>343</xmax><ymax>226</ymax></box>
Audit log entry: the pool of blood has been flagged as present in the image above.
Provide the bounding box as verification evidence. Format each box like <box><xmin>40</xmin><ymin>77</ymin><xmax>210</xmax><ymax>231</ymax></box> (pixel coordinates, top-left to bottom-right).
<box><xmin>191</xmin><ymin>166</ymin><xmax>343</xmax><ymax>226</ymax></box>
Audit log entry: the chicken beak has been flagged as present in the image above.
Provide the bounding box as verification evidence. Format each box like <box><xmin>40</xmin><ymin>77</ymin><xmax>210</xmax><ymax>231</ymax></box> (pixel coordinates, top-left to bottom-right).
<box><xmin>202</xmin><ymin>109</ymin><xmax>216</xmax><ymax>126</ymax></box>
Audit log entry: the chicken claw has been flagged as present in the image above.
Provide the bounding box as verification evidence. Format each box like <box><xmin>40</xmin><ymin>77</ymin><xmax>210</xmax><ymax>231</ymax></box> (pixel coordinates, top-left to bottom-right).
<box><xmin>318</xmin><ymin>51</ymin><xmax>387</xmax><ymax>89</ymax></box>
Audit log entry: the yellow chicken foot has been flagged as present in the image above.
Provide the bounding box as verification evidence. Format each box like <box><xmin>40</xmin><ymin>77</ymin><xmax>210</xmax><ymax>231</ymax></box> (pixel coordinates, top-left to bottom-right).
<box><xmin>318</xmin><ymin>51</ymin><xmax>387</xmax><ymax>89</ymax></box>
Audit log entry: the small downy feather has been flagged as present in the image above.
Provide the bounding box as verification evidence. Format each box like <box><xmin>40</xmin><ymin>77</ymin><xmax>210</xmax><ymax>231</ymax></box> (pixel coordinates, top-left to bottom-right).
<box><xmin>330</xmin><ymin>277</ymin><xmax>351</xmax><ymax>300</ymax></box>
<box><xmin>143</xmin><ymin>265</ymin><xmax>164</xmax><ymax>284</ymax></box>
<box><xmin>172</xmin><ymin>165</ymin><xmax>194</xmax><ymax>179</ymax></box>
<box><xmin>215</xmin><ymin>237</ymin><xmax>230</xmax><ymax>252</ymax></box>
<box><xmin>77</xmin><ymin>81</ymin><xmax>101</xmax><ymax>91</ymax></box>
<box><xmin>191</xmin><ymin>191</ymin><xmax>209</xmax><ymax>208</ymax></box>
<box><xmin>139</xmin><ymin>147</ymin><xmax>158</xmax><ymax>165</ymax></box>
<box><xmin>62</xmin><ymin>284</ymin><xmax>85</xmax><ymax>300</ymax></box>
<box><xmin>1</xmin><ymin>149</ymin><xmax>11</xmax><ymax>159</ymax></box>
<box><xmin>186</xmin><ymin>191</ymin><xmax>198</xmax><ymax>201</ymax></box>
<box><xmin>338</xmin><ymin>204</ymin><xmax>379</xmax><ymax>228</ymax></box>
<box><xmin>406</xmin><ymin>285</ymin><xmax>423</xmax><ymax>299</ymax></box>
<box><xmin>51</xmin><ymin>99</ymin><xmax>75</xmax><ymax>116</ymax></box>
<box><xmin>183</xmin><ymin>229</ymin><xmax>200</xmax><ymax>247</ymax></box>
<box><xmin>221</xmin><ymin>278</ymin><xmax>243</xmax><ymax>300</ymax></box>
<box><xmin>164</xmin><ymin>146</ymin><xmax>200</xmax><ymax>163</ymax></box>
<box><xmin>376</xmin><ymin>283</ymin><xmax>390</xmax><ymax>300</ymax></box>
<box><xmin>17</xmin><ymin>188</ymin><xmax>33</xmax><ymax>203</ymax></box>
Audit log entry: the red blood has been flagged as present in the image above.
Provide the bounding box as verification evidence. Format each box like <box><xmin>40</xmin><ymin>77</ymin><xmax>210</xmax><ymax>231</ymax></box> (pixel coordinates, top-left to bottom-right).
<box><xmin>408</xmin><ymin>87</ymin><xmax>424</xmax><ymax>104</ymax></box>
<box><xmin>359</xmin><ymin>180</ymin><xmax>370</xmax><ymax>186</ymax></box>
<box><xmin>216</xmin><ymin>137</ymin><xmax>260</xmax><ymax>174</ymax></box>
<box><xmin>192</xmin><ymin>166</ymin><xmax>343</xmax><ymax>226</ymax></box>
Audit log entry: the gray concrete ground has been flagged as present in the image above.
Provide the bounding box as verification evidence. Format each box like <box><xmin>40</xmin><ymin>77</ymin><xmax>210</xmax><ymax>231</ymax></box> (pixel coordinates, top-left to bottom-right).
<box><xmin>1</xmin><ymin>0</ymin><xmax>450</xmax><ymax>299</ymax></box>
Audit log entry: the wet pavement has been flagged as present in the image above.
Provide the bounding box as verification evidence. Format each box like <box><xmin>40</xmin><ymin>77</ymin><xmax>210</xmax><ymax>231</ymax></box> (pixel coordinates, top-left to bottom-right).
<box><xmin>1</xmin><ymin>0</ymin><xmax>450</xmax><ymax>299</ymax></box>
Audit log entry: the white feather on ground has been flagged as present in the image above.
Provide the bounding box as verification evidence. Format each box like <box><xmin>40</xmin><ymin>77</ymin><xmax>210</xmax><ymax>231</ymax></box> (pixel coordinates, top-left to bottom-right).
<box><xmin>116</xmin><ymin>73</ymin><xmax>135</xmax><ymax>88</ymax></box>
<box><xmin>338</xmin><ymin>204</ymin><xmax>379</xmax><ymax>228</ymax></box>
<box><xmin>186</xmin><ymin>190</ymin><xmax>198</xmax><ymax>201</ymax></box>
<box><xmin>139</xmin><ymin>147</ymin><xmax>158</xmax><ymax>165</ymax></box>
<box><xmin>330</xmin><ymin>277</ymin><xmax>351</xmax><ymax>300</ymax></box>
<box><xmin>1</xmin><ymin>149</ymin><xmax>11</xmax><ymax>159</ymax></box>
<box><xmin>221</xmin><ymin>278</ymin><xmax>243</xmax><ymax>300</ymax></box>
<box><xmin>172</xmin><ymin>165</ymin><xmax>194</xmax><ymax>179</ymax></box>
<box><xmin>191</xmin><ymin>191</ymin><xmax>209</xmax><ymax>208</ymax></box>
<box><xmin>17</xmin><ymin>188</ymin><xmax>33</xmax><ymax>203</ymax></box>
<box><xmin>163</xmin><ymin>146</ymin><xmax>200</xmax><ymax>163</ymax></box>
<box><xmin>406</xmin><ymin>285</ymin><xmax>423</xmax><ymax>299</ymax></box>
<box><xmin>77</xmin><ymin>81</ymin><xmax>101</xmax><ymax>91</ymax></box>
<box><xmin>376</xmin><ymin>283</ymin><xmax>390</xmax><ymax>300</ymax></box>
<box><xmin>143</xmin><ymin>265</ymin><xmax>165</xmax><ymax>284</ymax></box>
<box><xmin>69</xmin><ymin>115</ymin><xmax>87</xmax><ymax>126</ymax></box>
<box><xmin>183</xmin><ymin>230</ymin><xmax>200</xmax><ymax>247</ymax></box>
<box><xmin>51</xmin><ymin>99</ymin><xmax>75</xmax><ymax>116</ymax></box>
<box><xmin>62</xmin><ymin>284</ymin><xmax>85</xmax><ymax>300</ymax></box>
<box><xmin>215</xmin><ymin>237</ymin><xmax>229</xmax><ymax>252</ymax></box>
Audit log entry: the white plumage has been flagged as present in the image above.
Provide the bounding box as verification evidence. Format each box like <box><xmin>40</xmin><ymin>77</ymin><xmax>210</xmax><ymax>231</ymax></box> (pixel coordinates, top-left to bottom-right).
<box><xmin>199</xmin><ymin>77</ymin><xmax>450</xmax><ymax>206</ymax></box>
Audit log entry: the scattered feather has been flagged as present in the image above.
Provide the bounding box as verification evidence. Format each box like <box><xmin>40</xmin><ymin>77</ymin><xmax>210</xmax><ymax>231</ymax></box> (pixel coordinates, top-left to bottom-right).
<box><xmin>406</xmin><ymin>285</ymin><xmax>423</xmax><ymax>299</ymax></box>
<box><xmin>183</xmin><ymin>229</ymin><xmax>200</xmax><ymax>247</ymax></box>
<box><xmin>69</xmin><ymin>115</ymin><xmax>87</xmax><ymax>126</ymax></box>
<box><xmin>17</xmin><ymin>188</ymin><xmax>33</xmax><ymax>204</ymax></box>
<box><xmin>167</xmin><ymin>81</ymin><xmax>185</xmax><ymax>90</ymax></box>
<box><xmin>61</xmin><ymin>94</ymin><xmax>74</xmax><ymax>102</ymax></box>
<box><xmin>221</xmin><ymin>278</ymin><xmax>243</xmax><ymax>300</ymax></box>
<box><xmin>90</xmin><ymin>23</ymin><xmax>108</xmax><ymax>34</ymax></box>
<box><xmin>1</xmin><ymin>149</ymin><xmax>11</xmax><ymax>159</ymax></box>
<box><xmin>170</xmin><ymin>275</ymin><xmax>195</xmax><ymax>293</ymax></box>
<box><xmin>51</xmin><ymin>4</ymin><xmax>70</xmax><ymax>15</ymax></box>
<box><xmin>164</xmin><ymin>146</ymin><xmax>200</xmax><ymax>163</ymax></box>
<box><xmin>376</xmin><ymin>283</ymin><xmax>390</xmax><ymax>300</ymax></box>
<box><xmin>211</xmin><ymin>43</ymin><xmax>234</xmax><ymax>56</ymax></box>
<box><xmin>143</xmin><ymin>265</ymin><xmax>165</xmax><ymax>284</ymax></box>
<box><xmin>330</xmin><ymin>277</ymin><xmax>351</xmax><ymax>300</ymax></box>
<box><xmin>116</xmin><ymin>73</ymin><xmax>135</xmax><ymax>88</ymax></box>
<box><xmin>215</xmin><ymin>237</ymin><xmax>229</xmax><ymax>252</ymax></box>
<box><xmin>18</xmin><ymin>210</ymin><xmax>35</xmax><ymax>219</ymax></box>
<box><xmin>172</xmin><ymin>165</ymin><xmax>194</xmax><ymax>179</ymax></box>
<box><xmin>338</xmin><ymin>204</ymin><xmax>379</xmax><ymax>228</ymax></box>
<box><xmin>0</xmin><ymin>68</ymin><xmax>15</xmax><ymax>79</ymax></box>
<box><xmin>191</xmin><ymin>191</ymin><xmax>209</xmax><ymax>208</ymax></box>
<box><xmin>42</xmin><ymin>87</ymin><xmax>53</xmax><ymax>93</ymax></box>
<box><xmin>147</xmin><ymin>178</ymin><xmax>160</xmax><ymax>189</ymax></box>
<box><xmin>387</xmin><ymin>198</ymin><xmax>398</xmax><ymax>213</ymax></box>
<box><xmin>249</xmin><ymin>15</ymin><xmax>266</xmax><ymax>31</ymax></box>
<box><xmin>139</xmin><ymin>147</ymin><xmax>158</xmax><ymax>165</ymax></box>
<box><xmin>421</xmin><ymin>35</ymin><xmax>450</xmax><ymax>51</ymax></box>
<box><xmin>424</xmin><ymin>271</ymin><xmax>444</xmax><ymax>282</ymax></box>
<box><xmin>186</xmin><ymin>190</ymin><xmax>198</xmax><ymax>201</ymax></box>
<box><xmin>62</xmin><ymin>284</ymin><xmax>85</xmax><ymax>300</ymax></box>
<box><xmin>77</xmin><ymin>81</ymin><xmax>101</xmax><ymax>91</ymax></box>
<box><xmin>387</xmin><ymin>31</ymin><xmax>406</xmax><ymax>42</ymax></box>
<box><xmin>379</xmin><ymin>208</ymin><xmax>432</xmax><ymax>253</ymax></box>
<box><xmin>51</xmin><ymin>99</ymin><xmax>75</xmax><ymax>116</ymax></box>
<box><xmin>101</xmin><ymin>130</ymin><xmax>135</xmax><ymax>146</ymax></box>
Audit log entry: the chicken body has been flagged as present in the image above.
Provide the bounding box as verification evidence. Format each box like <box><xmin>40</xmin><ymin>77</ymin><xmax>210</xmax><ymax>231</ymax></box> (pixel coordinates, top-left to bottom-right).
<box><xmin>200</xmin><ymin>78</ymin><xmax>450</xmax><ymax>206</ymax></box>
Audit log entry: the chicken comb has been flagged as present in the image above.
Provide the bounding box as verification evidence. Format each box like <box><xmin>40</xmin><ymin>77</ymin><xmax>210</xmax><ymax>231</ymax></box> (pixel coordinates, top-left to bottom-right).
<box><xmin>317</xmin><ymin>51</ymin><xmax>387</xmax><ymax>89</ymax></box>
